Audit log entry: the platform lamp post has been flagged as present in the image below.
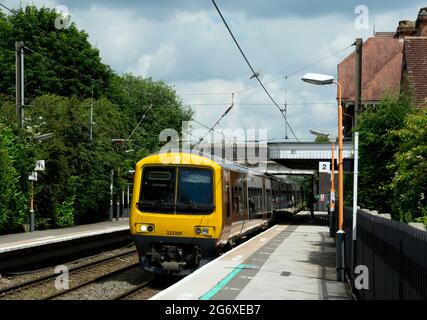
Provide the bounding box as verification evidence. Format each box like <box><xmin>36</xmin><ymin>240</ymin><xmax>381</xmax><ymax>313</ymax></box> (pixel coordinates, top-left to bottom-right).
<box><xmin>309</xmin><ymin>130</ymin><xmax>336</xmax><ymax>235</ymax></box>
<box><xmin>302</xmin><ymin>73</ymin><xmax>345</xmax><ymax>282</ymax></box>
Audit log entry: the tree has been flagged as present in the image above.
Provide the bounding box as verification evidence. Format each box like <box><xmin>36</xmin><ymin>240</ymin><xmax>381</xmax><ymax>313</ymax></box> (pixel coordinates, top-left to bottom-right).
<box><xmin>356</xmin><ymin>93</ymin><xmax>414</xmax><ymax>215</ymax></box>
<box><xmin>0</xmin><ymin>6</ymin><xmax>114</xmax><ymax>100</ymax></box>
<box><xmin>314</xmin><ymin>135</ymin><xmax>330</xmax><ymax>143</ymax></box>
<box><xmin>111</xmin><ymin>74</ymin><xmax>193</xmax><ymax>167</ymax></box>
<box><xmin>24</xmin><ymin>94</ymin><xmax>125</xmax><ymax>227</ymax></box>
<box><xmin>0</xmin><ymin>122</ymin><xmax>35</xmax><ymax>233</ymax></box>
<box><xmin>388</xmin><ymin>108</ymin><xmax>427</xmax><ymax>225</ymax></box>
<box><xmin>0</xmin><ymin>6</ymin><xmax>193</xmax><ymax>233</ymax></box>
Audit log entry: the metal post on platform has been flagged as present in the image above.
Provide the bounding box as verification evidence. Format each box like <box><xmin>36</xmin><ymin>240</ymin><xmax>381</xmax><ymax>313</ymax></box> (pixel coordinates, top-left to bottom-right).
<box><xmin>30</xmin><ymin>180</ymin><xmax>35</xmax><ymax>232</ymax></box>
<box><xmin>330</xmin><ymin>139</ymin><xmax>336</xmax><ymax>237</ymax></box>
<box><xmin>336</xmin><ymin>230</ymin><xmax>345</xmax><ymax>282</ymax></box>
<box><xmin>127</xmin><ymin>184</ymin><xmax>130</xmax><ymax>207</ymax></box>
<box><xmin>121</xmin><ymin>187</ymin><xmax>125</xmax><ymax>218</ymax></box>
<box><xmin>351</xmin><ymin>132</ymin><xmax>359</xmax><ymax>277</ymax></box>
<box><xmin>116</xmin><ymin>201</ymin><xmax>120</xmax><ymax>221</ymax></box>
<box><xmin>109</xmin><ymin>169</ymin><xmax>114</xmax><ymax>222</ymax></box>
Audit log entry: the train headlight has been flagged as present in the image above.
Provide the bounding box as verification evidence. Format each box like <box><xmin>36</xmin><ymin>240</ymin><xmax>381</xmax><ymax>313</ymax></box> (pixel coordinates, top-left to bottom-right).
<box><xmin>137</xmin><ymin>224</ymin><xmax>155</xmax><ymax>233</ymax></box>
<box><xmin>194</xmin><ymin>226</ymin><xmax>214</xmax><ymax>237</ymax></box>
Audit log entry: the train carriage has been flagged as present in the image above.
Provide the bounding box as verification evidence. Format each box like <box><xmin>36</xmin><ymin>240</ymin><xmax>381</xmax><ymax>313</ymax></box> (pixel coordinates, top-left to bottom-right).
<box><xmin>130</xmin><ymin>151</ymin><xmax>301</xmax><ymax>275</ymax></box>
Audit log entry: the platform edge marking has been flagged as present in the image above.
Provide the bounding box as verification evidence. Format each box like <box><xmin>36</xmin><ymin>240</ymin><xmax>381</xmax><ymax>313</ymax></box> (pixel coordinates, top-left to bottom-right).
<box><xmin>199</xmin><ymin>264</ymin><xmax>247</xmax><ymax>300</ymax></box>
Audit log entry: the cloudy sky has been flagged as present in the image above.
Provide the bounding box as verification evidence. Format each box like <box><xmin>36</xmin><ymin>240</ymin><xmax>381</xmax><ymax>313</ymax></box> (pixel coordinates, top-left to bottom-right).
<box><xmin>3</xmin><ymin>0</ymin><xmax>425</xmax><ymax>142</ymax></box>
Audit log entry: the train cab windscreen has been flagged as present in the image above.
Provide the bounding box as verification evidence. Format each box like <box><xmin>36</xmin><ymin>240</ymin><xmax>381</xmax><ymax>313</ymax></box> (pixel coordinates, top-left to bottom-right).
<box><xmin>138</xmin><ymin>166</ymin><xmax>214</xmax><ymax>214</ymax></box>
<box><xmin>176</xmin><ymin>167</ymin><xmax>214</xmax><ymax>214</ymax></box>
<box><xmin>138</xmin><ymin>167</ymin><xmax>176</xmax><ymax>213</ymax></box>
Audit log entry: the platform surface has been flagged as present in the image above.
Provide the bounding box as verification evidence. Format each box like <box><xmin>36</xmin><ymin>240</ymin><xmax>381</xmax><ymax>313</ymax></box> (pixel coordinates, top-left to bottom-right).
<box><xmin>0</xmin><ymin>219</ymin><xmax>129</xmax><ymax>254</ymax></box>
<box><xmin>151</xmin><ymin>211</ymin><xmax>350</xmax><ymax>300</ymax></box>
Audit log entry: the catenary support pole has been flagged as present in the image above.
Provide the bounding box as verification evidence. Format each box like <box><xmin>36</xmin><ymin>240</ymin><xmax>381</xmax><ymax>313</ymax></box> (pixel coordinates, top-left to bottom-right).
<box><xmin>16</xmin><ymin>41</ymin><xmax>24</xmax><ymax>129</ymax></box>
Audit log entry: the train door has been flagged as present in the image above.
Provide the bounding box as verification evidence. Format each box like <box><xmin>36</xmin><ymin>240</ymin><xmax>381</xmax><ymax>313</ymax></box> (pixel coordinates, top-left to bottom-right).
<box><xmin>222</xmin><ymin>170</ymin><xmax>232</xmax><ymax>243</ymax></box>
<box><xmin>229</xmin><ymin>172</ymin><xmax>242</xmax><ymax>238</ymax></box>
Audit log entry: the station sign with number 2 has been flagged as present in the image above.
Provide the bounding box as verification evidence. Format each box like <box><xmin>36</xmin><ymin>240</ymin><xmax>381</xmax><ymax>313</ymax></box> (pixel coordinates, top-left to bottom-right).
<box><xmin>319</xmin><ymin>161</ymin><xmax>330</xmax><ymax>173</ymax></box>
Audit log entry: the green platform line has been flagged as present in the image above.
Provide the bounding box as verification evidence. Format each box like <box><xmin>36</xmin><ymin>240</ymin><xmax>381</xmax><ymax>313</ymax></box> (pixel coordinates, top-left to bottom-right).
<box><xmin>199</xmin><ymin>264</ymin><xmax>256</xmax><ymax>300</ymax></box>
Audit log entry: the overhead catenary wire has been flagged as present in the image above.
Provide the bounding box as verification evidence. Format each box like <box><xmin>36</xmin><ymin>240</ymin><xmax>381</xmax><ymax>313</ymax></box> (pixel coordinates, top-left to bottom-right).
<box><xmin>125</xmin><ymin>104</ymin><xmax>153</xmax><ymax>142</ymax></box>
<box><xmin>233</xmin><ymin>44</ymin><xmax>353</xmax><ymax>95</ymax></box>
<box><xmin>190</xmin><ymin>117</ymin><xmax>228</xmax><ymax>139</ymax></box>
<box><xmin>184</xmin><ymin>102</ymin><xmax>336</xmax><ymax>106</ymax></box>
<box><xmin>193</xmin><ymin>93</ymin><xmax>235</xmax><ymax>148</ymax></box>
<box><xmin>211</xmin><ymin>0</ymin><xmax>299</xmax><ymax>142</ymax></box>
<box><xmin>114</xmin><ymin>101</ymin><xmax>337</xmax><ymax>107</ymax></box>
<box><xmin>190</xmin><ymin>117</ymin><xmax>304</xmax><ymax>144</ymax></box>
<box><xmin>176</xmin><ymin>44</ymin><xmax>352</xmax><ymax>97</ymax></box>
<box><xmin>187</xmin><ymin>118</ymin><xmax>304</xmax><ymax>144</ymax></box>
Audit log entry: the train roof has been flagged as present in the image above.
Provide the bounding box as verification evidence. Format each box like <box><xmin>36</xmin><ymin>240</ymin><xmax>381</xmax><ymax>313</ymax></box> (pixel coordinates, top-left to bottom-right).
<box><xmin>143</xmin><ymin>150</ymin><xmax>299</xmax><ymax>186</ymax></box>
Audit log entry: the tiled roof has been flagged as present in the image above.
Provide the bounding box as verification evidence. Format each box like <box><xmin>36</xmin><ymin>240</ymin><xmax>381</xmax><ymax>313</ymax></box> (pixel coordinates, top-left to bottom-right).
<box><xmin>403</xmin><ymin>37</ymin><xmax>427</xmax><ymax>107</ymax></box>
<box><xmin>338</xmin><ymin>35</ymin><xmax>403</xmax><ymax>103</ymax></box>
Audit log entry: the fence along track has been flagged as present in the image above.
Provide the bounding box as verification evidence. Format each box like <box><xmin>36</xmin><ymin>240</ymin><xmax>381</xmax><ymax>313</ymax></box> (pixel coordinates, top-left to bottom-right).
<box><xmin>340</xmin><ymin>207</ymin><xmax>427</xmax><ymax>300</ymax></box>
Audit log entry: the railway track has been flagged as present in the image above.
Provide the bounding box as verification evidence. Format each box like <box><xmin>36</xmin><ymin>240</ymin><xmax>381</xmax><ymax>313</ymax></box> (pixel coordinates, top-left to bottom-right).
<box><xmin>0</xmin><ymin>249</ymin><xmax>139</xmax><ymax>300</ymax></box>
<box><xmin>111</xmin><ymin>279</ymin><xmax>155</xmax><ymax>300</ymax></box>
<box><xmin>43</xmin><ymin>262</ymin><xmax>141</xmax><ymax>300</ymax></box>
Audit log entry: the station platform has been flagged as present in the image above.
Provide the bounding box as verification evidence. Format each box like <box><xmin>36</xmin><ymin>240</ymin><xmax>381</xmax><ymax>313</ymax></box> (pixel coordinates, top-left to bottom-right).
<box><xmin>0</xmin><ymin>219</ymin><xmax>130</xmax><ymax>271</ymax></box>
<box><xmin>151</xmin><ymin>211</ymin><xmax>351</xmax><ymax>300</ymax></box>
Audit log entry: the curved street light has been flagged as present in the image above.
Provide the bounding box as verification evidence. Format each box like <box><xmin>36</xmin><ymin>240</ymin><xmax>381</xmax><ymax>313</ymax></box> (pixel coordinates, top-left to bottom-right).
<box><xmin>302</xmin><ymin>73</ymin><xmax>345</xmax><ymax>282</ymax></box>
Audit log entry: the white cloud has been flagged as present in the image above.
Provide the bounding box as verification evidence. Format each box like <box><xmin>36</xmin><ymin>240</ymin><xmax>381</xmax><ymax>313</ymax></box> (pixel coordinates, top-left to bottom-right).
<box><xmin>4</xmin><ymin>1</ymin><xmax>424</xmax><ymax>142</ymax></box>
<box><xmin>132</xmin><ymin>45</ymin><xmax>177</xmax><ymax>77</ymax></box>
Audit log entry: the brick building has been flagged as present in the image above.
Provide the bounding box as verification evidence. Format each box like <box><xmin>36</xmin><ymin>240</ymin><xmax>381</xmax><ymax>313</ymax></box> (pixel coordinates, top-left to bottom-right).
<box><xmin>338</xmin><ymin>7</ymin><xmax>427</xmax><ymax>136</ymax></box>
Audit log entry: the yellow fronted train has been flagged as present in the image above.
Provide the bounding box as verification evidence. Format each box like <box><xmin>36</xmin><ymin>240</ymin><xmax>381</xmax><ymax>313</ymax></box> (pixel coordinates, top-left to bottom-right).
<box><xmin>130</xmin><ymin>151</ymin><xmax>302</xmax><ymax>275</ymax></box>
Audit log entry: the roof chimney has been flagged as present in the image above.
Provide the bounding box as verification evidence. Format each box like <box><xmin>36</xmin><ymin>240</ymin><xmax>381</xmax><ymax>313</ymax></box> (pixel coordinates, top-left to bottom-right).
<box><xmin>396</xmin><ymin>20</ymin><xmax>417</xmax><ymax>38</ymax></box>
<box><xmin>416</xmin><ymin>7</ymin><xmax>427</xmax><ymax>36</ymax></box>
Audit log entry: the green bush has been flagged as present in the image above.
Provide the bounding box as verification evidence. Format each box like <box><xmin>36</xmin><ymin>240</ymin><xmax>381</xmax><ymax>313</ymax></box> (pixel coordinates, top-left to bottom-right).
<box><xmin>388</xmin><ymin>108</ymin><xmax>427</xmax><ymax>225</ymax></box>
<box><xmin>356</xmin><ymin>93</ymin><xmax>414</xmax><ymax>215</ymax></box>
<box><xmin>0</xmin><ymin>123</ymin><xmax>34</xmax><ymax>233</ymax></box>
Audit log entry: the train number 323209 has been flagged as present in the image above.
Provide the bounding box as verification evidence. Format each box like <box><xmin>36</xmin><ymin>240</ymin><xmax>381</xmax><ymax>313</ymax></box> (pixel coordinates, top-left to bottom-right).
<box><xmin>166</xmin><ymin>231</ymin><xmax>183</xmax><ymax>236</ymax></box>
